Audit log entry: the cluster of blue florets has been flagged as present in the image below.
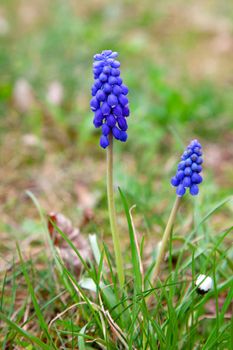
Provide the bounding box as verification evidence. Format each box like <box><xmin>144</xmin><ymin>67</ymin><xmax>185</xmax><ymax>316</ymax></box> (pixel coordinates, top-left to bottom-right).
<box><xmin>90</xmin><ymin>50</ymin><xmax>130</xmax><ymax>149</ymax></box>
<box><xmin>171</xmin><ymin>140</ymin><xmax>203</xmax><ymax>197</ymax></box>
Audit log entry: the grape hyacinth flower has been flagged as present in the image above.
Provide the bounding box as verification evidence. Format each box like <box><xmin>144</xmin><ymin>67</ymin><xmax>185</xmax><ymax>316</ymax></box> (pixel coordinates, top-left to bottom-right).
<box><xmin>171</xmin><ymin>139</ymin><xmax>203</xmax><ymax>197</ymax></box>
<box><xmin>90</xmin><ymin>50</ymin><xmax>130</xmax><ymax>149</ymax></box>
<box><xmin>90</xmin><ymin>50</ymin><xmax>128</xmax><ymax>288</ymax></box>
<box><xmin>152</xmin><ymin>139</ymin><xmax>203</xmax><ymax>283</ymax></box>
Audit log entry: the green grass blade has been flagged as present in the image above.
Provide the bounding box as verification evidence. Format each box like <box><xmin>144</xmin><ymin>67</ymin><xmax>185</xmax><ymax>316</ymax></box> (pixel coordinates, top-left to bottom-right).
<box><xmin>118</xmin><ymin>187</ymin><xmax>142</xmax><ymax>293</ymax></box>
<box><xmin>0</xmin><ymin>312</ymin><xmax>51</xmax><ymax>350</ymax></box>
<box><xmin>16</xmin><ymin>244</ymin><xmax>57</xmax><ymax>349</ymax></box>
<box><xmin>78</xmin><ymin>324</ymin><xmax>88</xmax><ymax>350</ymax></box>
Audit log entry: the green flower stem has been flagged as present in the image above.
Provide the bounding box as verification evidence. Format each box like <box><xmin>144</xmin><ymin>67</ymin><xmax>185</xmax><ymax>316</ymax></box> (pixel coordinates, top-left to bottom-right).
<box><xmin>107</xmin><ymin>133</ymin><xmax>125</xmax><ymax>288</ymax></box>
<box><xmin>153</xmin><ymin>196</ymin><xmax>181</xmax><ymax>282</ymax></box>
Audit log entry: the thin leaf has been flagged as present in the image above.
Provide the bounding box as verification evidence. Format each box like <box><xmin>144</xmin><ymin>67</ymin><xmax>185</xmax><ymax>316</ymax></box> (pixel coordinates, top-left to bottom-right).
<box><xmin>118</xmin><ymin>187</ymin><xmax>142</xmax><ymax>294</ymax></box>
<box><xmin>16</xmin><ymin>244</ymin><xmax>57</xmax><ymax>349</ymax></box>
<box><xmin>0</xmin><ymin>312</ymin><xmax>51</xmax><ymax>350</ymax></box>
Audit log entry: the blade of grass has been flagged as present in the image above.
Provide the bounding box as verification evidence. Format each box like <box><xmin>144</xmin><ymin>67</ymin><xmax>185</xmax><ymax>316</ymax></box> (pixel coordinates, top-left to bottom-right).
<box><xmin>119</xmin><ymin>187</ymin><xmax>142</xmax><ymax>294</ymax></box>
<box><xmin>78</xmin><ymin>324</ymin><xmax>88</xmax><ymax>350</ymax></box>
<box><xmin>16</xmin><ymin>244</ymin><xmax>57</xmax><ymax>349</ymax></box>
<box><xmin>201</xmin><ymin>278</ymin><xmax>233</xmax><ymax>350</ymax></box>
<box><xmin>0</xmin><ymin>271</ymin><xmax>7</xmax><ymax>312</ymax></box>
<box><xmin>0</xmin><ymin>312</ymin><xmax>51</xmax><ymax>350</ymax></box>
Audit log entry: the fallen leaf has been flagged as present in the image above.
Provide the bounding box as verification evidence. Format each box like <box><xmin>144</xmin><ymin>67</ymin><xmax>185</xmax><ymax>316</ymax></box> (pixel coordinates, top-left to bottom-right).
<box><xmin>48</xmin><ymin>212</ymin><xmax>93</xmax><ymax>275</ymax></box>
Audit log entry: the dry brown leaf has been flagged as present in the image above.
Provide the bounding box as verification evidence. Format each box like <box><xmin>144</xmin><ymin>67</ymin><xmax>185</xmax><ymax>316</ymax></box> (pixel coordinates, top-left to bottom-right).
<box><xmin>48</xmin><ymin>212</ymin><xmax>93</xmax><ymax>275</ymax></box>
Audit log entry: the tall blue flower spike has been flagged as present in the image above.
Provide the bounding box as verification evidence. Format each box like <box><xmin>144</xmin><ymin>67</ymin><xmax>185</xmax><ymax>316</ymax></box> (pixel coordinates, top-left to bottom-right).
<box><xmin>171</xmin><ymin>139</ymin><xmax>203</xmax><ymax>196</ymax></box>
<box><xmin>90</xmin><ymin>50</ymin><xmax>130</xmax><ymax>148</ymax></box>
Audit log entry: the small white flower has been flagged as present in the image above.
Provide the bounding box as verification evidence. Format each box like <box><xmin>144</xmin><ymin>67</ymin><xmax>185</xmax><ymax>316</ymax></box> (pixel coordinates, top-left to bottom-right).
<box><xmin>195</xmin><ymin>274</ymin><xmax>213</xmax><ymax>294</ymax></box>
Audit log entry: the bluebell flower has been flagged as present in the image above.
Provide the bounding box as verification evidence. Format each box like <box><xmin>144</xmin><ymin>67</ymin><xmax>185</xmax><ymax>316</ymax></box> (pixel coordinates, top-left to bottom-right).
<box><xmin>90</xmin><ymin>50</ymin><xmax>130</xmax><ymax>148</ymax></box>
<box><xmin>171</xmin><ymin>140</ymin><xmax>203</xmax><ymax>196</ymax></box>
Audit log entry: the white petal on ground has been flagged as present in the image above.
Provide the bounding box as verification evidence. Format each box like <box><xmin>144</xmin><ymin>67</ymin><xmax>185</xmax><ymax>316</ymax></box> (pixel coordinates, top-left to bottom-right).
<box><xmin>195</xmin><ymin>274</ymin><xmax>213</xmax><ymax>292</ymax></box>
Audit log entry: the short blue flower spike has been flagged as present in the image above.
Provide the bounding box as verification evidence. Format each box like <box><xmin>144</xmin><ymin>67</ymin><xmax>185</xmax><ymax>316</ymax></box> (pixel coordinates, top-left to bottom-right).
<box><xmin>90</xmin><ymin>50</ymin><xmax>130</xmax><ymax>148</ymax></box>
<box><xmin>171</xmin><ymin>139</ymin><xmax>203</xmax><ymax>197</ymax></box>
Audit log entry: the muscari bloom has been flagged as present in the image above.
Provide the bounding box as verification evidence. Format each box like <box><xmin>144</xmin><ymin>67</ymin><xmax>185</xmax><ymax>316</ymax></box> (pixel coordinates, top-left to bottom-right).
<box><xmin>90</xmin><ymin>50</ymin><xmax>130</xmax><ymax>149</ymax></box>
<box><xmin>171</xmin><ymin>139</ymin><xmax>203</xmax><ymax>197</ymax></box>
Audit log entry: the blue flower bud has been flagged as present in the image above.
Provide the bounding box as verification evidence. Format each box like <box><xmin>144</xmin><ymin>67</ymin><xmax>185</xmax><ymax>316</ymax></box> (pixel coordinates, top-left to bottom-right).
<box><xmin>103</xmin><ymin>49</ymin><xmax>112</xmax><ymax>56</ymax></box>
<box><xmin>91</xmin><ymin>86</ymin><xmax>97</xmax><ymax>96</ymax></box>
<box><xmin>113</xmin><ymin>105</ymin><xmax>122</xmax><ymax>117</ymax></box>
<box><xmin>118</xmin><ymin>94</ymin><xmax>128</xmax><ymax>106</ymax></box>
<box><xmin>103</xmin><ymin>66</ymin><xmax>111</xmax><ymax>74</ymax></box>
<box><xmin>96</xmin><ymin>90</ymin><xmax>106</xmax><ymax>101</ymax></box>
<box><xmin>191</xmin><ymin>163</ymin><xmax>198</xmax><ymax>171</ymax></box>
<box><xmin>191</xmin><ymin>173</ymin><xmax>202</xmax><ymax>184</ymax></box>
<box><xmin>90</xmin><ymin>97</ymin><xmax>99</xmax><ymax>111</ymax></box>
<box><xmin>111</xmin><ymin>60</ymin><xmax>120</xmax><ymax>68</ymax></box>
<box><xmin>93</xmin><ymin>68</ymin><xmax>102</xmax><ymax>76</ymax></box>
<box><xmin>94</xmin><ymin>53</ymin><xmax>103</xmax><ymax>60</ymax></box>
<box><xmin>121</xmin><ymin>84</ymin><xmax>129</xmax><ymax>95</ymax></box>
<box><xmin>112</xmin><ymin>126</ymin><xmax>121</xmax><ymax>140</ymax></box>
<box><xmin>171</xmin><ymin>139</ymin><xmax>203</xmax><ymax>196</ymax></box>
<box><xmin>106</xmin><ymin>58</ymin><xmax>114</xmax><ymax>65</ymax></box>
<box><xmin>103</xmin><ymin>83</ymin><xmax>112</xmax><ymax>94</ymax></box>
<box><xmin>176</xmin><ymin>170</ymin><xmax>184</xmax><ymax>181</ymax></box>
<box><xmin>102</xmin><ymin>123</ymin><xmax>110</xmax><ymax>136</ymax></box>
<box><xmin>184</xmin><ymin>167</ymin><xmax>192</xmax><ymax>176</ymax></box>
<box><xmin>101</xmin><ymin>102</ymin><xmax>111</xmax><ymax>116</ymax></box>
<box><xmin>93</xmin><ymin>61</ymin><xmax>104</xmax><ymax>68</ymax></box>
<box><xmin>107</xmin><ymin>94</ymin><xmax>118</xmax><ymax>108</ymax></box>
<box><xmin>106</xmin><ymin>114</ymin><xmax>116</xmax><ymax>127</ymax></box>
<box><xmin>111</xmin><ymin>68</ymin><xmax>120</xmax><ymax>76</ymax></box>
<box><xmin>176</xmin><ymin>184</ymin><xmax>186</xmax><ymax>197</ymax></box>
<box><xmin>190</xmin><ymin>184</ymin><xmax>199</xmax><ymax>196</ymax></box>
<box><xmin>119</xmin><ymin>131</ymin><xmax>128</xmax><ymax>142</ymax></box>
<box><xmin>122</xmin><ymin>106</ymin><xmax>130</xmax><ymax>117</ymax></box>
<box><xmin>116</xmin><ymin>77</ymin><xmax>123</xmax><ymax>85</ymax></box>
<box><xmin>108</xmin><ymin>76</ymin><xmax>118</xmax><ymax>85</ymax></box>
<box><xmin>191</xmin><ymin>154</ymin><xmax>198</xmax><ymax>162</ymax></box>
<box><xmin>112</xmin><ymin>85</ymin><xmax>122</xmax><ymax>95</ymax></box>
<box><xmin>194</xmin><ymin>147</ymin><xmax>202</xmax><ymax>155</ymax></box>
<box><xmin>171</xmin><ymin>176</ymin><xmax>179</xmax><ymax>187</ymax></box>
<box><xmin>99</xmin><ymin>73</ymin><xmax>108</xmax><ymax>82</ymax></box>
<box><xmin>93</xmin><ymin>110</ymin><xmax>104</xmax><ymax>127</ymax></box>
<box><xmin>178</xmin><ymin>161</ymin><xmax>186</xmax><ymax>170</ymax></box>
<box><xmin>94</xmin><ymin>79</ymin><xmax>102</xmax><ymax>89</ymax></box>
<box><xmin>93</xmin><ymin>116</ymin><xmax>103</xmax><ymax>128</ymax></box>
<box><xmin>109</xmin><ymin>51</ymin><xmax>118</xmax><ymax>58</ymax></box>
<box><xmin>117</xmin><ymin>117</ymin><xmax>128</xmax><ymax>131</ymax></box>
<box><xmin>100</xmin><ymin>135</ymin><xmax>109</xmax><ymax>148</ymax></box>
<box><xmin>95</xmin><ymin>109</ymin><xmax>104</xmax><ymax>120</ymax></box>
<box><xmin>183</xmin><ymin>176</ymin><xmax>191</xmax><ymax>187</ymax></box>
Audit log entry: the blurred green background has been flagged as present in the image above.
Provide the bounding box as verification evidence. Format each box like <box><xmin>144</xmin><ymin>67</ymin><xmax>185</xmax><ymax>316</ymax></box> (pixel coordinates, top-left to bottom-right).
<box><xmin>0</xmin><ymin>0</ymin><xmax>233</xmax><ymax>257</ymax></box>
